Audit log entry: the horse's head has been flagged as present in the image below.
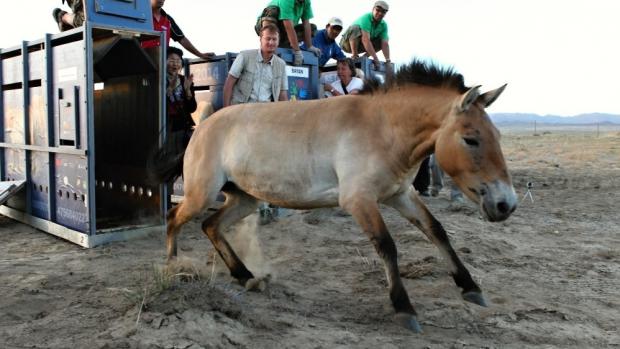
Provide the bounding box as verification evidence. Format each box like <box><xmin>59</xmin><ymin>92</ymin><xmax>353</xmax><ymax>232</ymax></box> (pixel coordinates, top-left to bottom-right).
<box><xmin>434</xmin><ymin>85</ymin><xmax>517</xmax><ymax>222</ymax></box>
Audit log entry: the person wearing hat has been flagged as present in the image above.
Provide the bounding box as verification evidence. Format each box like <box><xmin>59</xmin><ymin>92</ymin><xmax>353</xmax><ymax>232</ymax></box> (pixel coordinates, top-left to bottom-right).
<box><xmin>339</xmin><ymin>1</ymin><xmax>391</xmax><ymax>69</ymax></box>
<box><xmin>255</xmin><ymin>0</ymin><xmax>322</xmax><ymax>66</ymax></box>
<box><xmin>301</xmin><ymin>17</ymin><xmax>347</xmax><ymax>68</ymax></box>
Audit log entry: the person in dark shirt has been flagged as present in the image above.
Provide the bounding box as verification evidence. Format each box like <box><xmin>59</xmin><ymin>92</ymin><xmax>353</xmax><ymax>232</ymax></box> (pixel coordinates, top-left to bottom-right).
<box><xmin>142</xmin><ymin>0</ymin><xmax>214</xmax><ymax>60</ymax></box>
<box><xmin>301</xmin><ymin>17</ymin><xmax>346</xmax><ymax>68</ymax></box>
<box><xmin>165</xmin><ymin>46</ymin><xmax>197</xmax><ymax>150</ymax></box>
<box><xmin>147</xmin><ymin>46</ymin><xmax>197</xmax><ymax>198</ymax></box>
<box><xmin>52</xmin><ymin>0</ymin><xmax>214</xmax><ymax>60</ymax></box>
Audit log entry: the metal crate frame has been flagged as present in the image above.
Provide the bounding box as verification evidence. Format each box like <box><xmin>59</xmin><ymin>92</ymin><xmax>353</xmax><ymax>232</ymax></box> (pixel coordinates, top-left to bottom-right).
<box><xmin>0</xmin><ymin>21</ymin><xmax>167</xmax><ymax>247</ymax></box>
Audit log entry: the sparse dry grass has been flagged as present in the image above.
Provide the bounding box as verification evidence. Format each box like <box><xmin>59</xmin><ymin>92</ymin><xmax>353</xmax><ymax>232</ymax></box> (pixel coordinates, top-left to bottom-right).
<box><xmin>500</xmin><ymin>126</ymin><xmax>620</xmax><ymax>171</ymax></box>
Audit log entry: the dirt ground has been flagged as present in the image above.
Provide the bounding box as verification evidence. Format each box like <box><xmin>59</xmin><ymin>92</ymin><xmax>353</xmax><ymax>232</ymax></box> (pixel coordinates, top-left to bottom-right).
<box><xmin>1</xmin><ymin>126</ymin><xmax>619</xmax><ymax>349</ymax></box>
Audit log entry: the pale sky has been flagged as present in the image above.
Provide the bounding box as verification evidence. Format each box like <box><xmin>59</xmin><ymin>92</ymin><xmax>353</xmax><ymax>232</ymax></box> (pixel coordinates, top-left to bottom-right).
<box><xmin>2</xmin><ymin>0</ymin><xmax>619</xmax><ymax>116</ymax></box>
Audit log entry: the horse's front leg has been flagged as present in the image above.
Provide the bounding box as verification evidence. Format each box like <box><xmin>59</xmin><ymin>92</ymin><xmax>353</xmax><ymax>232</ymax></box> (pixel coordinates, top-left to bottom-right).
<box><xmin>341</xmin><ymin>195</ymin><xmax>422</xmax><ymax>333</ymax></box>
<box><xmin>385</xmin><ymin>187</ymin><xmax>488</xmax><ymax>307</ymax></box>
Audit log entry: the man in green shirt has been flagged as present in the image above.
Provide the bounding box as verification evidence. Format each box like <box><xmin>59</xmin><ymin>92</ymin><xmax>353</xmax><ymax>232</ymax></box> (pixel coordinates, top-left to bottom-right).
<box><xmin>256</xmin><ymin>0</ymin><xmax>322</xmax><ymax>66</ymax></box>
<box><xmin>340</xmin><ymin>0</ymin><xmax>391</xmax><ymax>69</ymax></box>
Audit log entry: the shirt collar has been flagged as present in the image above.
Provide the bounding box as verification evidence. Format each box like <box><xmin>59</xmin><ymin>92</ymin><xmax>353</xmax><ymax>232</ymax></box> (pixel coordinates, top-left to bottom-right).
<box><xmin>257</xmin><ymin>49</ymin><xmax>274</xmax><ymax>65</ymax></box>
<box><xmin>321</xmin><ymin>29</ymin><xmax>333</xmax><ymax>43</ymax></box>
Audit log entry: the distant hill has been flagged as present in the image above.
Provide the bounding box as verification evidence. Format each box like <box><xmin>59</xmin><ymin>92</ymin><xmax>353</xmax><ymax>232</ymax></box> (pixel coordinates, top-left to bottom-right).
<box><xmin>490</xmin><ymin>113</ymin><xmax>620</xmax><ymax>125</ymax></box>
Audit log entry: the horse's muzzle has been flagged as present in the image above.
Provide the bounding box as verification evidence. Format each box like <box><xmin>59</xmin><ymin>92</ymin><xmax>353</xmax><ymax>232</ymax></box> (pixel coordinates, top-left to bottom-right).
<box><xmin>480</xmin><ymin>181</ymin><xmax>517</xmax><ymax>222</ymax></box>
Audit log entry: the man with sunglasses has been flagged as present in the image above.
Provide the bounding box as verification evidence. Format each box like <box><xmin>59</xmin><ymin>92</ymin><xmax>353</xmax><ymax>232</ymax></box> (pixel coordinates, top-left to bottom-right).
<box><xmin>339</xmin><ymin>1</ymin><xmax>391</xmax><ymax>70</ymax></box>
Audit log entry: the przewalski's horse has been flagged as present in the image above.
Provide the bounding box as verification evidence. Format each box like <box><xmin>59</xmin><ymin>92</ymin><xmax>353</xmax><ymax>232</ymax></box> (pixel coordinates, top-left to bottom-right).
<box><xmin>152</xmin><ymin>59</ymin><xmax>517</xmax><ymax>332</ymax></box>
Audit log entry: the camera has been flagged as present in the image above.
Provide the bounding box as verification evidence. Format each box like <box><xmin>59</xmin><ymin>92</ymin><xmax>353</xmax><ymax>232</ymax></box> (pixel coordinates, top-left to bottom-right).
<box><xmin>526</xmin><ymin>182</ymin><xmax>533</xmax><ymax>189</ymax></box>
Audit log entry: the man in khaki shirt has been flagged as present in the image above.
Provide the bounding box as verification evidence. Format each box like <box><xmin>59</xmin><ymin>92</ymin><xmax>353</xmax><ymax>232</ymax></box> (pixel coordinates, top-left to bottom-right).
<box><xmin>222</xmin><ymin>24</ymin><xmax>289</xmax><ymax>224</ymax></box>
<box><xmin>223</xmin><ymin>24</ymin><xmax>289</xmax><ymax>107</ymax></box>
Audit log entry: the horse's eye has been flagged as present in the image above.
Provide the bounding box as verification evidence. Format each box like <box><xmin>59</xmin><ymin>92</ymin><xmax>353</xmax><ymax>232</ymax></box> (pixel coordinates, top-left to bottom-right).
<box><xmin>463</xmin><ymin>137</ymin><xmax>479</xmax><ymax>147</ymax></box>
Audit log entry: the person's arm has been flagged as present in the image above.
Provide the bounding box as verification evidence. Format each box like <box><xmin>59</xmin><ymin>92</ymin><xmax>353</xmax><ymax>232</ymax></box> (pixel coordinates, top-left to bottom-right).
<box><xmin>223</xmin><ymin>53</ymin><xmax>245</xmax><ymax>107</ymax></box>
<box><xmin>167</xmin><ymin>14</ymin><xmax>213</xmax><ymax>60</ymax></box>
<box><xmin>182</xmin><ymin>74</ymin><xmax>197</xmax><ymax>112</ymax></box>
<box><xmin>178</xmin><ymin>37</ymin><xmax>215</xmax><ymax>60</ymax></box>
<box><xmin>349</xmin><ymin>36</ymin><xmax>359</xmax><ymax>59</ymax></box>
<box><xmin>361</xmin><ymin>30</ymin><xmax>379</xmax><ymax>62</ymax></box>
<box><xmin>323</xmin><ymin>83</ymin><xmax>341</xmax><ymax>97</ymax></box>
<box><xmin>302</xmin><ymin>19</ymin><xmax>312</xmax><ymax>48</ymax></box>
<box><xmin>223</xmin><ymin>74</ymin><xmax>238</xmax><ymax>107</ymax></box>
<box><xmin>278</xmin><ymin>67</ymin><xmax>289</xmax><ymax>101</ymax></box>
<box><xmin>302</xmin><ymin>20</ymin><xmax>322</xmax><ymax>57</ymax></box>
<box><xmin>382</xmin><ymin>40</ymin><xmax>391</xmax><ymax>62</ymax></box>
<box><xmin>278</xmin><ymin>90</ymin><xmax>289</xmax><ymax>101</ymax></box>
<box><xmin>282</xmin><ymin>19</ymin><xmax>300</xmax><ymax>50</ymax></box>
<box><xmin>334</xmin><ymin>44</ymin><xmax>346</xmax><ymax>61</ymax></box>
<box><xmin>348</xmin><ymin>78</ymin><xmax>364</xmax><ymax>95</ymax></box>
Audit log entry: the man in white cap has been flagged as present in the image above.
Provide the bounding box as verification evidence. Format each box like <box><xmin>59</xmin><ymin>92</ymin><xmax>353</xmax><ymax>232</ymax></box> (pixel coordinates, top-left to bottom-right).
<box><xmin>339</xmin><ymin>0</ymin><xmax>391</xmax><ymax>69</ymax></box>
<box><xmin>301</xmin><ymin>17</ymin><xmax>347</xmax><ymax>68</ymax></box>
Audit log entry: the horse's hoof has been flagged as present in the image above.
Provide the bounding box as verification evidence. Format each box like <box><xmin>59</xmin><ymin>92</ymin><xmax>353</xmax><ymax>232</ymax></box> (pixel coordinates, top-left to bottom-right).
<box><xmin>394</xmin><ymin>313</ymin><xmax>422</xmax><ymax>333</ymax></box>
<box><xmin>245</xmin><ymin>277</ymin><xmax>267</xmax><ymax>292</ymax></box>
<box><xmin>462</xmin><ymin>291</ymin><xmax>488</xmax><ymax>307</ymax></box>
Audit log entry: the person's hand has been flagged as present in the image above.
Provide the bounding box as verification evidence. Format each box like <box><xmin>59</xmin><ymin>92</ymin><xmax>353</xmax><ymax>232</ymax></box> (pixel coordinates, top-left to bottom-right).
<box><xmin>372</xmin><ymin>59</ymin><xmax>380</xmax><ymax>70</ymax></box>
<box><xmin>184</xmin><ymin>73</ymin><xmax>194</xmax><ymax>98</ymax></box>
<box><xmin>307</xmin><ymin>46</ymin><xmax>322</xmax><ymax>57</ymax></box>
<box><xmin>385</xmin><ymin>59</ymin><xmax>393</xmax><ymax>73</ymax></box>
<box><xmin>351</xmin><ymin>53</ymin><xmax>359</xmax><ymax>60</ymax></box>
<box><xmin>324</xmin><ymin>84</ymin><xmax>340</xmax><ymax>96</ymax></box>
<box><xmin>324</xmin><ymin>83</ymin><xmax>336</xmax><ymax>96</ymax></box>
<box><xmin>199</xmin><ymin>52</ymin><xmax>215</xmax><ymax>60</ymax></box>
<box><xmin>293</xmin><ymin>50</ymin><xmax>304</xmax><ymax>66</ymax></box>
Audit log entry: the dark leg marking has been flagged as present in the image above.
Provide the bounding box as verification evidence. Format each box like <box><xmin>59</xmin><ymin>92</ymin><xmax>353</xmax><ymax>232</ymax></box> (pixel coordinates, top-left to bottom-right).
<box><xmin>201</xmin><ymin>189</ymin><xmax>258</xmax><ymax>285</ymax></box>
<box><xmin>429</xmin><ymin>218</ymin><xmax>487</xmax><ymax>306</ymax></box>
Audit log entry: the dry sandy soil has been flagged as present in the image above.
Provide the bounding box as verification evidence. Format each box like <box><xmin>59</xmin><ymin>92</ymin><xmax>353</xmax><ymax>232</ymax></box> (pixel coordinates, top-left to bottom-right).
<box><xmin>1</xmin><ymin>126</ymin><xmax>619</xmax><ymax>349</ymax></box>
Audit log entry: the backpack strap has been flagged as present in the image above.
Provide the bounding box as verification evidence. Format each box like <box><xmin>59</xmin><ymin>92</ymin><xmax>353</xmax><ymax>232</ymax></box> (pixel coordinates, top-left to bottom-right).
<box><xmin>340</xmin><ymin>80</ymin><xmax>348</xmax><ymax>95</ymax></box>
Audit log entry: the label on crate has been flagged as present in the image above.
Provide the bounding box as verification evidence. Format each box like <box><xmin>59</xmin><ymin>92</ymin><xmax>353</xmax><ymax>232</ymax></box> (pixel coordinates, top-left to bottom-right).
<box><xmin>286</xmin><ymin>66</ymin><xmax>309</xmax><ymax>78</ymax></box>
<box><xmin>58</xmin><ymin>67</ymin><xmax>78</xmax><ymax>82</ymax></box>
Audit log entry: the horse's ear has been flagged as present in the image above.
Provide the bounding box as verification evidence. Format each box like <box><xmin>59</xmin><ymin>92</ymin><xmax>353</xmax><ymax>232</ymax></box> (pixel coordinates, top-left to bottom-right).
<box><xmin>478</xmin><ymin>83</ymin><xmax>507</xmax><ymax>108</ymax></box>
<box><xmin>459</xmin><ymin>85</ymin><xmax>481</xmax><ymax>112</ymax></box>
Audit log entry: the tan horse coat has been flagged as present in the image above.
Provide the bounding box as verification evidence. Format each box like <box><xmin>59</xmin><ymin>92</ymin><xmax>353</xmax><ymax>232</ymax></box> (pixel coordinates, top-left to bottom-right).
<box><xmin>159</xmin><ymin>61</ymin><xmax>517</xmax><ymax>332</ymax></box>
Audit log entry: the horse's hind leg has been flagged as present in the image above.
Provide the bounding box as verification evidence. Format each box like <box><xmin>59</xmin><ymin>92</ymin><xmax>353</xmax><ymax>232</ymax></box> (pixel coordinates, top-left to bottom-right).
<box><xmin>385</xmin><ymin>188</ymin><xmax>487</xmax><ymax>307</ymax></box>
<box><xmin>341</xmin><ymin>195</ymin><xmax>422</xmax><ymax>333</ymax></box>
<box><xmin>166</xmin><ymin>193</ymin><xmax>211</xmax><ymax>261</ymax></box>
<box><xmin>202</xmin><ymin>187</ymin><xmax>259</xmax><ymax>286</ymax></box>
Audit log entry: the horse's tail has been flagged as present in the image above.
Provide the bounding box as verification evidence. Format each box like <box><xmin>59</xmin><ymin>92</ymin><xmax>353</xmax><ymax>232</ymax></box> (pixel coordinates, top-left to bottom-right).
<box><xmin>146</xmin><ymin>130</ymin><xmax>186</xmax><ymax>185</ymax></box>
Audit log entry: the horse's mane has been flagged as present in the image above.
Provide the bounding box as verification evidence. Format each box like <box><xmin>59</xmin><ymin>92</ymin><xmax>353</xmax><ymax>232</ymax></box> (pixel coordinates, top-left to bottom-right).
<box><xmin>360</xmin><ymin>59</ymin><xmax>468</xmax><ymax>95</ymax></box>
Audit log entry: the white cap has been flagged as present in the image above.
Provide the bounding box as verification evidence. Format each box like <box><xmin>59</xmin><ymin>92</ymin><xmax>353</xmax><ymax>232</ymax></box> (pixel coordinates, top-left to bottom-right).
<box><xmin>327</xmin><ymin>17</ymin><xmax>344</xmax><ymax>28</ymax></box>
<box><xmin>374</xmin><ymin>1</ymin><xmax>389</xmax><ymax>11</ymax></box>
